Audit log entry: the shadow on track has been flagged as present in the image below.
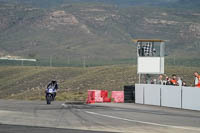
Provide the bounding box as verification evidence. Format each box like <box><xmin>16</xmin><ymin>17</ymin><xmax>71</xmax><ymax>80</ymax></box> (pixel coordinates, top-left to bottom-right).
<box><xmin>0</xmin><ymin>124</ymin><xmax>116</xmax><ymax>133</ymax></box>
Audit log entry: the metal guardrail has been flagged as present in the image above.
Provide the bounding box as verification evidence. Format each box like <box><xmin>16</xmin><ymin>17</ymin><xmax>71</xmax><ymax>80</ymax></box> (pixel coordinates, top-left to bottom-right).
<box><xmin>0</xmin><ymin>57</ymin><xmax>36</xmax><ymax>62</ymax></box>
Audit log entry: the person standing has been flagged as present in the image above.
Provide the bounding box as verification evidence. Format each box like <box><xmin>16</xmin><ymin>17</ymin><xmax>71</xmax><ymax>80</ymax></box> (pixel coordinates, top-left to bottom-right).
<box><xmin>157</xmin><ymin>75</ymin><xmax>164</xmax><ymax>85</ymax></box>
<box><xmin>177</xmin><ymin>77</ymin><xmax>182</xmax><ymax>86</ymax></box>
<box><xmin>194</xmin><ymin>72</ymin><xmax>200</xmax><ymax>88</ymax></box>
<box><xmin>182</xmin><ymin>81</ymin><xmax>187</xmax><ymax>86</ymax></box>
<box><xmin>170</xmin><ymin>74</ymin><xmax>178</xmax><ymax>86</ymax></box>
<box><xmin>164</xmin><ymin>76</ymin><xmax>171</xmax><ymax>85</ymax></box>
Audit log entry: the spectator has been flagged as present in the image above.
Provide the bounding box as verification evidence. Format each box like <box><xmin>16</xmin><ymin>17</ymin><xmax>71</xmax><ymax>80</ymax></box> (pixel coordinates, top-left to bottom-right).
<box><xmin>137</xmin><ymin>42</ymin><xmax>145</xmax><ymax>56</ymax></box>
<box><xmin>165</xmin><ymin>76</ymin><xmax>172</xmax><ymax>85</ymax></box>
<box><xmin>157</xmin><ymin>75</ymin><xmax>164</xmax><ymax>85</ymax></box>
<box><xmin>145</xmin><ymin>74</ymin><xmax>151</xmax><ymax>84</ymax></box>
<box><xmin>170</xmin><ymin>74</ymin><xmax>178</xmax><ymax>86</ymax></box>
<box><xmin>182</xmin><ymin>81</ymin><xmax>187</xmax><ymax>86</ymax></box>
<box><xmin>194</xmin><ymin>72</ymin><xmax>200</xmax><ymax>88</ymax></box>
<box><xmin>153</xmin><ymin>79</ymin><xmax>157</xmax><ymax>84</ymax></box>
<box><xmin>177</xmin><ymin>77</ymin><xmax>182</xmax><ymax>86</ymax></box>
<box><xmin>163</xmin><ymin>75</ymin><xmax>167</xmax><ymax>85</ymax></box>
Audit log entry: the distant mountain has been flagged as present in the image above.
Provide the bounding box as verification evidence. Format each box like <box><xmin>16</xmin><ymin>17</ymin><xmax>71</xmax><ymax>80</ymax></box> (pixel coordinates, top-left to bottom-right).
<box><xmin>0</xmin><ymin>0</ymin><xmax>179</xmax><ymax>8</ymax></box>
<box><xmin>174</xmin><ymin>0</ymin><xmax>200</xmax><ymax>8</ymax></box>
<box><xmin>178</xmin><ymin>0</ymin><xmax>200</xmax><ymax>3</ymax></box>
<box><xmin>0</xmin><ymin>0</ymin><xmax>200</xmax><ymax>66</ymax></box>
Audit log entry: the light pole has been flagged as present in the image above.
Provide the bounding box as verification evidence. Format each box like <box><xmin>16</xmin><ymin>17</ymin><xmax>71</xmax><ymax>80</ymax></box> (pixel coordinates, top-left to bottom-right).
<box><xmin>49</xmin><ymin>56</ymin><xmax>52</xmax><ymax>67</ymax></box>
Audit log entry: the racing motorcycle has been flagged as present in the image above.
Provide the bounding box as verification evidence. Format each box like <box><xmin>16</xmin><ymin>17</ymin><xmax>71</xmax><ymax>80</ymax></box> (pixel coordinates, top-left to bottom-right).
<box><xmin>45</xmin><ymin>86</ymin><xmax>56</xmax><ymax>104</ymax></box>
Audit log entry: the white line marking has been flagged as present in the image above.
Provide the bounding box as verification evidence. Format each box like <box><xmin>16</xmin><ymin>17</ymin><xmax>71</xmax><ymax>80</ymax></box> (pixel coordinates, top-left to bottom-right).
<box><xmin>85</xmin><ymin>111</ymin><xmax>200</xmax><ymax>131</ymax></box>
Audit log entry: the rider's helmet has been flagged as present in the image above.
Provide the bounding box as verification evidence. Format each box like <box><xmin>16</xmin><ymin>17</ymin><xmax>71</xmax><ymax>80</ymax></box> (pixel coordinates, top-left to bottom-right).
<box><xmin>51</xmin><ymin>80</ymin><xmax>57</xmax><ymax>85</ymax></box>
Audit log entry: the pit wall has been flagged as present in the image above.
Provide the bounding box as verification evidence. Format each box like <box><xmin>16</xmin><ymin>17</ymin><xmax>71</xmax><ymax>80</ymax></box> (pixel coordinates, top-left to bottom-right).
<box><xmin>135</xmin><ymin>84</ymin><xmax>200</xmax><ymax>111</ymax></box>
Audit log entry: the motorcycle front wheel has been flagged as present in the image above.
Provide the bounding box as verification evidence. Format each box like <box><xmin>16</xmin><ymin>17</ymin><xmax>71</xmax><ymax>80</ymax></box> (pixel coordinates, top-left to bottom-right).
<box><xmin>46</xmin><ymin>94</ymin><xmax>52</xmax><ymax>104</ymax></box>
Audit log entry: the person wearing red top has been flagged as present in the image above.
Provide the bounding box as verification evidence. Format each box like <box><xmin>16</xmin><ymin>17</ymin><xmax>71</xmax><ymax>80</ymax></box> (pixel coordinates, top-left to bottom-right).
<box><xmin>170</xmin><ymin>74</ymin><xmax>178</xmax><ymax>86</ymax></box>
<box><xmin>194</xmin><ymin>72</ymin><xmax>200</xmax><ymax>88</ymax></box>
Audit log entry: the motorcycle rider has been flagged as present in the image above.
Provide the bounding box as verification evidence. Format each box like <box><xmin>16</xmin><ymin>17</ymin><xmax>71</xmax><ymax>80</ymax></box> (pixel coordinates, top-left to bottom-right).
<box><xmin>46</xmin><ymin>80</ymin><xmax>58</xmax><ymax>100</ymax></box>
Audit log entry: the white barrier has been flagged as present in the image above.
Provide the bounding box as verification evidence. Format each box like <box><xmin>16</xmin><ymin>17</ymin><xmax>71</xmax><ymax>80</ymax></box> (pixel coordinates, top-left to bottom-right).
<box><xmin>161</xmin><ymin>86</ymin><xmax>181</xmax><ymax>108</ymax></box>
<box><xmin>144</xmin><ymin>85</ymin><xmax>160</xmax><ymax>106</ymax></box>
<box><xmin>135</xmin><ymin>84</ymin><xmax>144</xmax><ymax>104</ymax></box>
<box><xmin>182</xmin><ymin>87</ymin><xmax>200</xmax><ymax>111</ymax></box>
<box><xmin>135</xmin><ymin>84</ymin><xmax>200</xmax><ymax>111</ymax></box>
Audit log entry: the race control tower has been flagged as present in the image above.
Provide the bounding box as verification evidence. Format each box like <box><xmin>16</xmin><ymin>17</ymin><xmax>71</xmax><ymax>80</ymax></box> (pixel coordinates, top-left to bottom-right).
<box><xmin>133</xmin><ymin>39</ymin><xmax>165</xmax><ymax>83</ymax></box>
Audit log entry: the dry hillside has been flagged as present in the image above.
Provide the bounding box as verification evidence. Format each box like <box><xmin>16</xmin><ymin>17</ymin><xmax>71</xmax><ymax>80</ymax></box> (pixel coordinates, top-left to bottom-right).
<box><xmin>0</xmin><ymin>65</ymin><xmax>198</xmax><ymax>101</ymax></box>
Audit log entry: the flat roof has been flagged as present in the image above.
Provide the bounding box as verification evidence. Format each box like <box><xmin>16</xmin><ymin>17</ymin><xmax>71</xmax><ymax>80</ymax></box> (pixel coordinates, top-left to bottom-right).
<box><xmin>132</xmin><ymin>39</ymin><xmax>165</xmax><ymax>43</ymax></box>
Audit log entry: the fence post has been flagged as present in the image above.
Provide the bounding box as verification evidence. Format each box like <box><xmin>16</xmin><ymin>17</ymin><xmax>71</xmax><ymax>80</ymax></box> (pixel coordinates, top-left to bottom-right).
<box><xmin>181</xmin><ymin>86</ymin><xmax>183</xmax><ymax>109</ymax></box>
<box><xmin>160</xmin><ymin>87</ymin><xmax>162</xmax><ymax>107</ymax></box>
<box><xmin>49</xmin><ymin>56</ymin><xmax>52</xmax><ymax>67</ymax></box>
<box><xmin>143</xmin><ymin>86</ymin><xmax>145</xmax><ymax>104</ymax></box>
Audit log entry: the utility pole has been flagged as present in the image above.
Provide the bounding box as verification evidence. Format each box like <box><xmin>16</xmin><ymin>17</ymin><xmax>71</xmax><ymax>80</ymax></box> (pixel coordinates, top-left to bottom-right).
<box><xmin>83</xmin><ymin>56</ymin><xmax>86</xmax><ymax>69</ymax></box>
<box><xmin>139</xmin><ymin>74</ymin><xmax>141</xmax><ymax>84</ymax></box>
<box><xmin>173</xmin><ymin>56</ymin><xmax>176</xmax><ymax>65</ymax></box>
<box><xmin>67</xmin><ymin>56</ymin><xmax>70</xmax><ymax>65</ymax></box>
<box><xmin>21</xmin><ymin>60</ymin><xmax>24</xmax><ymax>66</ymax></box>
<box><xmin>50</xmin><ymin>56</ymin><xmax>52</xmax><ymax>67</ymax></box>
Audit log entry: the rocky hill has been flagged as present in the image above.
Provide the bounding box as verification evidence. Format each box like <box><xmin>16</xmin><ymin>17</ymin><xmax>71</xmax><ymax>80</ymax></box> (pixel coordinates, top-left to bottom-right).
<box><xmin>0</xmin><ymin>0</ymin><xmax>200</xmax><ymax>66</ymax></box>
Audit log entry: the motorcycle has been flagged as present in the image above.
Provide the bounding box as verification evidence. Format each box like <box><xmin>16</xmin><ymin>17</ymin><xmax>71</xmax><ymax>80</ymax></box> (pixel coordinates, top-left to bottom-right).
<box><xmin>45</xmin><ymin>87</ymin><xmax>56</xmax><ymax>104</ymax></box>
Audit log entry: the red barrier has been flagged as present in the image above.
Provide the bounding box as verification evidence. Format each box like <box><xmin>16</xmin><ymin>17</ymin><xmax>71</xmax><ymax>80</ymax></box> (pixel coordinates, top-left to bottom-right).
<box><xmin>87</xmin><ymin>90</ymin><xmax>115</xmax><ymax>103</ymax></box>
<box><xmin>111</xmin><ymin>91</ymin><xmax>124</xmax><ymax>103</ymax></box>
<box><xmin>101</xmin><ymin>90</ymin><xmax>108</xmax><ymax>98</ymax></box>
<box><xmin>103</xmin><ymin>97</ymin><xmax>111</xmax><ymax>102</ymax></box>
<box><xmin>101</xmin><ymin>90</ymin><xmax>111</xmax><ymax>102</ymax></box>
<box><xmin>87</xmin><ymin>90</ymin><xmax>95</xmax><ymax>104</ymax></box>
<box><xmin>95</xmin><ymin>90</ymin><xmax>103</xmax><ymax>103</ymax></box>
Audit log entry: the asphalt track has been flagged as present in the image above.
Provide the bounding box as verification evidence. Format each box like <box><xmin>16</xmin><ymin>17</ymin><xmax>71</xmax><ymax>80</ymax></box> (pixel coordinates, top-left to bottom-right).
<box><xmin>0</xmin><ymin>100</ymin><xmax>200</xmax><ymax>133</ymax></box>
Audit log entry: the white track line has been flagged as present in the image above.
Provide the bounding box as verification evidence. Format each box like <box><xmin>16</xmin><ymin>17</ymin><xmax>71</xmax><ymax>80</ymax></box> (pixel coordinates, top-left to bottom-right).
<box><xmin>85</xmin><ymin>111</ymin><xmax>200</xmax><ymax>131</ymax></box>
